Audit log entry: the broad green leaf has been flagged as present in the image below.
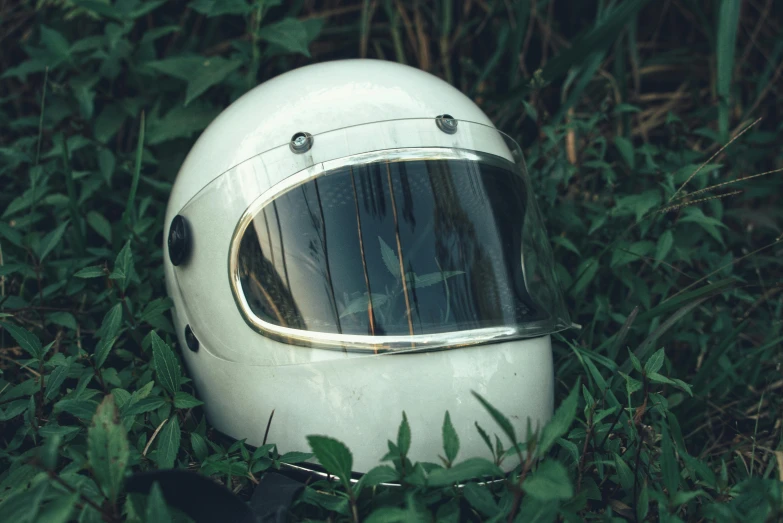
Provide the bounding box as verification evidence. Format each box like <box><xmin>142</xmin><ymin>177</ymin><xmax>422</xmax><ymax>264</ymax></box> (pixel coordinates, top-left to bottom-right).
<box><xmin>123</xmin><ymin>396</ymin><xmax>167</xmax><ymax>417</ymax></box>
<box><xmin>1</xmin><ymin>322</ymin><xmax>44</xmax><ymax>360</ymax></box>
<box><xmin>397</xmin><ymin>411</ymin><xmax>411</xmax><ymax>457</ymax></box>
<box><xmin>644</xmin><ymin>348</ymin><xmax>666</xmax><ymax>374</ymax></box>
<box><xmin>156</xmin><ymin>417</ymin><xmax>181</xmax><ymax>469</ymax></box>
<box><xmin>462</xmin><ymin>482</ymin><xmax>499</xmax><ymax>517</ymax></box>
<box><xmin>278</xmin><ymin>451</ymin><xmax>314</xmax><ymax>464</ymax></box>
<box><xmin>570</xmin><ymin>257</ymin><xmax>598</xmax><ymax>296</ymax></box>
<box><xmin>36</xmin><ymin>492</ymin><xmax>78</xmax><ymax>523</ymax></box>
<box><xmin>538</xmin><ymin>383</ymin><xmax>579</xmax><ymax>455</ymax></box>
<box><xmin>37</xmin><ymin>221</ymin><xmax>69</xmax><ymax>262</ymax></box>
<box><xmin>611</xmin><ymin>241</ymin><xmax>654</xmax><ymax>268</ymax></box>
<box><xmin>96</xmin><ymin>302</ymin><xmax>123</xmax><ymax>340</ymax></box>
<box><xmin>379</xmin><ymin>236</ymin><xmax>400</xmax><ymax>278</ymax></box>
<box><xmin>523</xmin><ymin>460</ymin><xmax>573</xmax><ymax>501</ymax></box>
<box><xmin>357</xmin><ymin>465</ymin><xmax>399</xmax><ymax>490</ymax></box>
<box><xmin>44</xmin><ymin>362</ymin><xmax>71</xmax><ymax>402</ymax></box>
<box><xmin>86</xmin><ymin>211</ymin><xmax>112</xmax><ymax>243</ymax></box>
<box><xmin>442</xmin><ymin>411</ymin><xmax>459</xmax><ymax>464</ymax></box>
<box><xmin>147</xmin><ymin>56</ymin><xmax>242</xmax><ymax>105</ymax></box>
<box><xmin>426</xmin><ymin>458</ymin><xmax>503</xmax><ymax>487</ymax></box>
<box><xmin>307</xmin><ymin>435</ymin><xmax>353</xmax><ymax>489</ymax></box>
<box><xmin>88</xmin><ymin>395</ymin><xmax>129</xmax><ymax>503</ymax></box>
<box><xmin>173</xmin><ymin>391</ymin><xmax>203</xmax><ymax>409</ymax></box>
<box><xmin>94</xmin><ymin>336</ymin><xmax>117</xmax><ymax>369</ymax></box>
<box><xmin>258</xmin><ymin>18</ymin><xmax>315</xmax><ymax>57</ymax></box>
<box><xmin>48</xmin><ymin>311</ymin><xmax>77</xmax><ymax>330</ymax></box>
<box><xmin>654</xmin><ymin>230</ymin><xmax>674</xmax><ymax>267</ymax></box>
<box><xmin>614</xmin><ymin>136</ymin><xmax>635</xmax><ymax>169</ymax></box>
<box><xmin>190</xmin><ymin>0</ymin><xmax>253</xmax><ymax>17</ymax></box>
<box><xmin>472</xmin><ymin>392</ymin><xmax>516</xmax><ymax>445</ymax></box>
<box><xmin>146</xmin><ymin>103</ymin><xmax>219</xmax><ymax>145</ymax></box>
<box><xmin>191</xmin><ymin>433</ymin><xmax>208</xmax><ymax>462</ymax></box>
<box><xmin>145</xmin><ymin>482</ymin><xmax>171</xmax><ymax>523</ymax></box>
<box><xmin>110</xmin><ymin>240</ymin><xmax>135</xmax><ymax>292</ymax></box>
<box><xmin>75</xmin><ymin>265</ymin><xmax>106</xmax><ymax>278</ymax></box>
<box><xmin>151</xmin><ymin>332</ymin><xmax>182</xmax><ymax>395</ymax></box>
<box><xmin>40</xmin><ymin>434</ymin><xmax>62</xmax><ymax>470</ymax></box>
<box><xmin>55</xmin><ymin>399</ymin><xmax>99</xmax><ymax>420</ymax></box>
<box><xmin>474</xmin><ymin>422</ymin><xmax>494</xmax><ymax>458</ymax></box>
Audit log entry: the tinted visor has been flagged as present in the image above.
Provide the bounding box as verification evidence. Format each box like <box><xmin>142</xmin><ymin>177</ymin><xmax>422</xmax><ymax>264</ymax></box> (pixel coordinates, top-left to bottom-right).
<box><xmin>175</xmin><ymin>119</ymin><xmax>570</xmax><ymax>355</ymax></box>
<box><xmin>237</xmin><ymin>155</ymin><xmax>555</xmax><ymax>339</ymax></box>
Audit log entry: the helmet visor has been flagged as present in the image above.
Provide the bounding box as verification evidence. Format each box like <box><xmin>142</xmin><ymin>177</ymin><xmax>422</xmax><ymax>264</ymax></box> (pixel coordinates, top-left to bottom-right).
<box><xmin>175</xmin><ymin>119</ymin><xmax>571</xmax><ymax>353</ymax></box>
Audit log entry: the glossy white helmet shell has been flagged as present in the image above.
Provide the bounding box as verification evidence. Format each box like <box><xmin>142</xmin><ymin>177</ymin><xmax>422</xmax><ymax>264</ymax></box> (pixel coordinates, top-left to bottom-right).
<box><xmin>164</xmin><ymin>59</ymin><xmax>554</xmax><ymax>473</ymax></box>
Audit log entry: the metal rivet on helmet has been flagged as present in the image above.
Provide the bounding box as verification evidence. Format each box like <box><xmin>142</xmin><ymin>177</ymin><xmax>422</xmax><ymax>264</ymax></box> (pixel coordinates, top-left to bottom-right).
<box><xmin>184</xmin><ymin>325</ymin><xmax>199</xmax><ymax>352</ymax></box>
<box><xmin>289</xmin><ymin>132</ymin><xmax>313</xmax><ymax>153</ymax></box>
<box><xmin>168</xmin><ymin>215</ymin><xmax>191</xmax><ymax>266</ymax></box>
<box><xmin>435</xmin><ymin>114</ymin><xmax>458</xmax><ymax>134</ymax></box>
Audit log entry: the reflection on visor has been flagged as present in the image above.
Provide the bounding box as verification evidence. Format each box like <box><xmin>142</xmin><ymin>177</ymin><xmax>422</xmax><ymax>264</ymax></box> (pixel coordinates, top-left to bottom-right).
<box><xmin>236</xmin><ymin>157</ymin><xmax>552</xmax><ymax>338</ymax></box>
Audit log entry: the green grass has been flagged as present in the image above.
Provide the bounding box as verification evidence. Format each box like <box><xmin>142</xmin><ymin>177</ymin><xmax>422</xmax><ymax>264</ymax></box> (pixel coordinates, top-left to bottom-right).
<box><xmin>1</xmin><ymin>1</ymin><xmax>782</xmax><ymax>521</ymax></box>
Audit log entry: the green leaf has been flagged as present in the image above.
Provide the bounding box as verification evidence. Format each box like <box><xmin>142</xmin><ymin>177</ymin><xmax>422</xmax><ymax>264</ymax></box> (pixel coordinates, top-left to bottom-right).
<box><xmin>173</xmin><ymin>391</ymin><xmax>203</xmax><ymax>409</ymax></box>
<box><xmin>147</xmin><ymin>56</ymin><xmax>242</xmax><ymax>105</ymax></box>
<box><xmin>357</xmin><ymin>465</ymin><xmax>399</xmax><ymax>489</ymax></box>
<box><xmin>614</xmin><ymin>136</ymin><xmax>635</xmax><ymax>169</ymax></box>
<box><xmin>87</xmin><ymin>395</ymin><xmax>129</xmax><ymax>503</ymax></box>
<box><xmin>654</xmin><ymin>230</ymin><xmax>674</xmax><ymax>267</ymax></box>
<box><xmin>442</xmin><ymin>411</ymin><xmax>459</xmax><ymax>464</ymax></box>
<box><xmin>620</xmin><ymin>372</ymin><xmax>642</xmax><ymax>396</ymax></box>
<box><xmin>94</xmin><ymin>336</ymin><xmax>117</xmax><ymax>369</ymax></box>
<box><xmin>474</xmin><ymin>422</ymin><xmax>494</xmax><ymax>458</ymax></box>
<box><xmin>538</xmin><ymin>383</ymin><xmax>579</xmax><ymax>455</ymax></box>
<box><xmin>151</xmin><ymin>332</ymin><xmax>182</xmax><ymax>395</ymax></box>
<box><xmin>40</xmin><ymin>434</ymin><xmax>62</xmax><ymax>470</ymax></box>
<box><xmin>156</xmin><ymin>417</ymin><xmax>181</xmax><ymax>469</ymax></box>
<box><xmin>86</xmin><ymin>211</ymin><xmax>112</xmax><ymax>243</ymax></box>
<box><xmin>644</xmin><ymin>348</ymin><xmax>666</xmax><ymax>374</ymax></box>
<box><xmin>123</xmin><ymin>396</ymin><xmax>167</xmax><ymax>417</ymax></box>
<box><xmin>191</xmin><ymin>432</ymin><xmax>208</xmax><ymax>462</ymax></box>
<box><xmin>110</xmin><ymin>240</ymin><xmax>135</xmax><ymax>292</ymax></box>
<box><xmin>307</xmin><ymin>435</ymin><xmax>353</xmax><ymax>488</ymax></box>
<box><xmin>75</xmin><ymin>265</ymin><xmax>106</xmax><ymax>278</ymax></box>
<box><xmin>146</xmin><ymin>103</ymin><xmax>218</xmax><ymax>145</ymax></box>
<box><xmin>278</xmin><ymin>451</ymin><xmax>314</xmax><ymax>464</ymax></box>
<box><xmin>36</xmin><ymin>221</ymin><xmax>69</xmax><ymax>262</ymax></box>
<box><xmin>472</xmin><ymin>391</ymin><xmax>516</xmax><ymax>445</ymax></box>
<box><xmin>36</xmin><ymin>492</ymin><xmax>78</xmax><ymax>523</ymax></box>
<box><xmin>44</xmin><ymin>362</ymin><xmax>71</xmax><ymax>402</ymax></box>
<box><xmin>426</xmin><ymin>458</ymin><xmax>503</xmax><ymax>487</ymax></box>
<box><xmin>462</xmin><ymin>482</ymin><xmax>499</xmax><ymax>517</ymax></box>
<box><xmin>55</xmin><ymin>398</ymin><xmax>99</xmax><ymax>420</ymax></box>
<box><xmin>1</xmin><ymin>322</ymin><xmax>44</xmax><ymax>360</ymax></box>
<box><xmin>570</xmin><ymin>257</ymin><xmax>598</xmax><ymax>296</ymax></box>
<box><xmin>258</xmin><ymin>18</ymin><xmax>315</xmax><ymax>57</ymax></box>
<box><xmin>523</xmin><ymin>460</ymin><xmax>573</xmax><ymax>501</ymax></box>
<box><xmin>96</xmin><ymin>302</ymin><xmax>122</xmax><ymax>340</ymax></box>
<box><xmin>48</xmin><ymin>311</ymin><xmax>77</xmax><ymax>330</ymax></box>
<box><xmin>190</xmin><ymin>0</ymin><xmax>253</xmax><ymax>17</ymax></box>
<box><xmin>397</xmin><ymin>411</ymin><xmax>411</xmax><ymax>457</ymax></box>
<box><xmin>145</xmin><ymin>481</ymin><xmax>171</xmax><ymax>523</ymax></box>
<box><xmin>379</xmin><ymin>236</ymin><xmax>400</xmax><ymax>279</ymax></box>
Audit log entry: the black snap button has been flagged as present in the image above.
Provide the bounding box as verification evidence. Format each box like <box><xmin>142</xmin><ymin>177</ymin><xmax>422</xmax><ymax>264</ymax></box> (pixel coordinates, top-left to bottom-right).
<box><xmin>184</xmin><ymin>325</ymin><xmax>199</xmax><ymax>352</ymax></box>
<box><xmin>168</xmin><ymin>215</ymin><xmax>191</xmax><ymax>266</ymax></box>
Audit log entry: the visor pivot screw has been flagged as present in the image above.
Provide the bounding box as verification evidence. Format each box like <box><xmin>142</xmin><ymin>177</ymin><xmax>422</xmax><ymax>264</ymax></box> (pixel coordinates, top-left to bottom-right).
<box><xmin>168</xmin><ymin>215</ymin><xmax>191</xmax><ymax>266</ymax></box>
<box><xmin>184</xmin><ymin>325</ymin><xmax>199</xmax><ymax>352</ymax></box>
<box><xmin>436</xmin><ymin>114</ymin><xmax>458</xmax><ymax>134</ymax></box>
<box><xmin>289</xmin><ymin>132</ymin><xmax>313</xmax><ymax>153</ymax></box>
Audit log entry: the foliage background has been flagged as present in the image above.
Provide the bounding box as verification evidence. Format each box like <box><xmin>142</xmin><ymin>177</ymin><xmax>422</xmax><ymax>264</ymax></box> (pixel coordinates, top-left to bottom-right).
<box><xmin>1</xmin><ymin>0</ymin><xmax>782</xmax><ymax>521</ymax></box>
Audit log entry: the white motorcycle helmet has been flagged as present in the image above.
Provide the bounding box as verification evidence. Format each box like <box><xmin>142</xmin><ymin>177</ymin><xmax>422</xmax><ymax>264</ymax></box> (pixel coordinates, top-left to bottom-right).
<box><xmin>163</xmin><ymin>59</ymin><xmax>571</xmax><ymax>474</ymax></box>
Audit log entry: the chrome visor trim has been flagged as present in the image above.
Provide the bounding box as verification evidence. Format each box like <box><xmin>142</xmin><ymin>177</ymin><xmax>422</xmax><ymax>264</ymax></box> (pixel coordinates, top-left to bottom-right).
<box><xmin>228</xmin><ymin>147</ymin><xmax>555</xmax><ymax>353</ymax></box>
